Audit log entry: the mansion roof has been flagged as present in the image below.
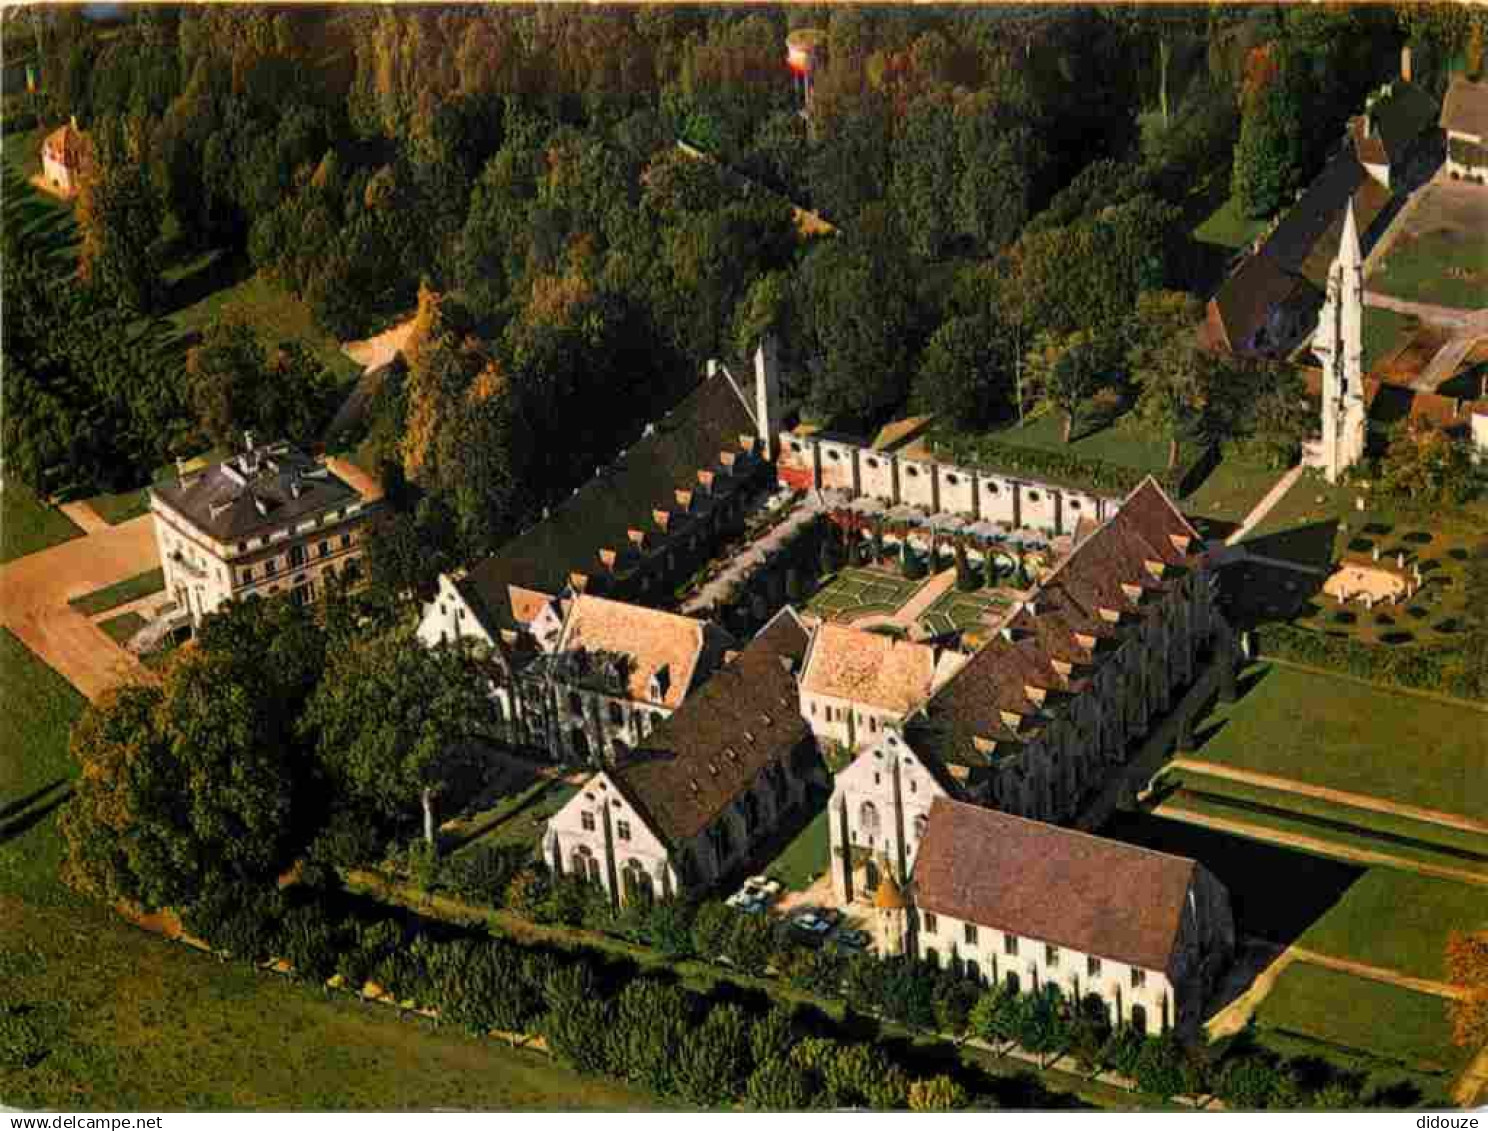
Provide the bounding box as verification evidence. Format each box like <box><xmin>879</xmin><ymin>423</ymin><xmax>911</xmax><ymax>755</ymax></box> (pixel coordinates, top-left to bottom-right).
<box><xmin>1442</xmin><ymin>78</ymin><xmax>1488</xmax><ymax>140</ymax></box>
<box><xmin>800</xmin><ymin>623</ymin><xmax>951</xmax><ymax>715</ymax></box>
<box><xmin>552</xmin><ymin>594</ymin><xmax>725</xmax><ymax>709</ymax></box>
<box><xmin>914</xmin><ymin>478</ymin><xmax>1205</xmax><ymax>767</ymax></box>
<box><xmin>610</xmin><ymin>608</ymin><xmax>811</xmax><ymax>846</ymax></box>
<box><xmin>913</xmin><ymin>798</ymin><xmax>1201</xmax><ymax>973</ymax></box>
<box><xmin>151</xmin><ymin>441</ymin><xmax>361</xmax><ymax>542</ymax></box>
<box><xmin>458</xmin><ymin>371</ymin><xmax>760</xmax><ymax>628</ymax></box>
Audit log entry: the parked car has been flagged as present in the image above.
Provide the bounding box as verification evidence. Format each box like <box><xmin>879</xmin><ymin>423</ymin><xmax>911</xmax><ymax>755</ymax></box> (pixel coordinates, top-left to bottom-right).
<box><xmin>833</xmin><ymin>927</ymin><xmax>870</xmax><ymax>951</ymax></box>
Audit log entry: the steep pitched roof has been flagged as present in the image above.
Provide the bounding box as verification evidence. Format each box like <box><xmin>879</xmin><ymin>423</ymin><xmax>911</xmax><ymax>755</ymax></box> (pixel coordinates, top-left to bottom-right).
<box><xmin>555</xmin><ymin>594</ymin><xmax>721</xmax><ymax>709</ymax></box>
<box><xmin>913</xmin><ymin>798</ymin><xmax>1200</xmax><ymax>972</ymax></box>
<box><xmin>151</xmin><ymin>441</ymin><xmax>362</xmax><ymax>542</ymax></box>
<box><xmin>1353</xmin><ymin>82</ymin><xmax>1439</xmax><ymax>164</ymax></box>
<box><xmin>42</xmin><ymin>122</ymin><xmax>89</xmax><ymax>167</ymax></box>
<box><xmin>916</xmin><ymin>478</ymin><xmax>1204</xmax><ymax>768</ymax></box>
<box><xmin>800</xmin><ymin>623</ymin><xmax>944</xmax><ymax>715</ymax></box>
<box><xmin>1442</xmin><ymin>77</ymin><xmax>1488</xmax><ymax>140</ymax></box>
<box><xmin>460</xmin><ymin>372</ymin><xmax>759</xmax><ymax>625</ymax></box>
<box><xmin>611</xmin><ymin>609</ymin><xmax>811</xmax><ymax>846</ymax></box>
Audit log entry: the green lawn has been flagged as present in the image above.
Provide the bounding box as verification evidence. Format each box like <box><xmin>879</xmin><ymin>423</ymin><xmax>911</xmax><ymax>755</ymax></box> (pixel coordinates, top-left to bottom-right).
<box><xmin>986</xmin><ymin>408</ymin><xmax>1173</xmax><ymax>477</ymax></box>
<box><xmin>1180</xmin><ymin>450</ymin><xmax>1283</xmax><ymax>526</ymax></box>
<box><xmin>1369</xmin><ymin>227</ymin><xmax>1488</xmax><ymax>311</ymax></box>
<box><xmin>1192</xmin><ymin>194</ymin><xmax>1266</xmax><ymax>250</ymax></box>
<box><xmin>68</xmin><ymin>568</ymin><xmax>166</xmax><ymax>617</ymax></box>
<box><xmin>1190</xmin><ymin>663</ymin><xmax>1486</xmax><ymax>819</ymax></box>
<box><xmin>1258</xmin><ymin>964</ymin><xmax>1468</xmax><ymax>1078</ymax></box>
<box><xmin>806</xmin><ymin>567</ymin><xmax>923</xmax><ymax>623</ymax></box>
<box><xmin>99</xmin><ymin>611</ymin><xmax>148</xmax><ymax>647</ymax></box>
<box><xmin>167</xmin><ymin>270</ymin><xmax>361</xmax><ymax>386</ymax></box>
<box><xmin>1362</xmin><ymin>307</ymin><xmax>1419</xmax><ymax>371</ymax></box>
<box><xmin>1299</xmin><ymin>869</ymin><xmax>1488</xmax><ymax>982</ymax></box>
<box><xmin>765</xmin><ymin>807</ymin><xmax>831</xmax><ymax>891</ymax></box>
<box><xmin>918</xmin><ymin>588</ymin><xmax>1009</xmax><ymax>638</ymax></box>
<box><xmin>83</xmin><ymin>486</ymin><xmax>152</xmax><ymax>525</ymax></box>
<box><xmin>1</xmin><ymin>482</ymin><xmax>84</xmax><ymax>564</ymax></box>
<box><xmin>455</xmin><ymin>780</ymin><xmax>579</xmax><ymax>859</ymax></box>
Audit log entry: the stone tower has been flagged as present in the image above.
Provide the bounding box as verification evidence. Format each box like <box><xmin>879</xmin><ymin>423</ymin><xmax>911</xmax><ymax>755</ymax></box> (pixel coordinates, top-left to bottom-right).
<box><xmin>872</xmin><ymin>864</ymin><xmax>908</xmax><ymax>958</ymax></box>
<box><xmin>1311</xmin><ymin>199</ymin><xmax>1368</xmax><ymax>483</ymax></box>
<box><xmin>754</xmin><ymin>334</ymin><xmax>782</xmax><ymax>461</ymax></box>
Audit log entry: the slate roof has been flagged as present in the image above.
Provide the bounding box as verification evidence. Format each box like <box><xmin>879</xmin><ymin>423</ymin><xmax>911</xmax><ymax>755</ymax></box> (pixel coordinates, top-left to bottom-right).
<box><xmin>914</xmin><ymin>478</ymin><xmax>1204</xmax><ymax>769</ymax></box>
<box><xmin>800</xmin><ymin>623</ymin><xmax>944</xmax><ymax>715</ymax></box>
<box><xmin>610</xmin><ymin>608</ymin><xmax>811</xmax><ymax>846</ymax></box>
<box><xmin>913</xmin><ymin>798</ymin><xmax>1199</xmax><ymax>973</ymax></box>
<box><xmin>1352</xmin><ymin>82</ymin><xmax>1439</xmax><ymax>165</ymax></box>
<box><xmin>1206</xmin><ymin>153</ymin><xmax>1389</xmax><ymax>350</ymax></box>
<box><xmin>459</xmin><ymin>372</ymin><xmax>759</xmax><ymax>628</ymax></box>
<box><xmin>151</xmin><ymin>442</ymin><xmax>362</xmax><ymax>543</ymax></box>
<box><xmin>1442</xmin><ymin>78</ymin><xmax>1488</xmax><ymax>140</ymax></box>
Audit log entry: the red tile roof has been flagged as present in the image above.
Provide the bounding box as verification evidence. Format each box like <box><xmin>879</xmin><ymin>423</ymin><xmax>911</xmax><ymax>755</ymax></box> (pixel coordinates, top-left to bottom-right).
<box><xmin>913</xmin><ymin>798</ymin><xmax>1200</xmax><ymax>972</ymax></box>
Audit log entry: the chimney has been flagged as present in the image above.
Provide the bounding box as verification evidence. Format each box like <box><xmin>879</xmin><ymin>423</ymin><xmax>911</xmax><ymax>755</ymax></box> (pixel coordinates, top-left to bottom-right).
<box><xmin>1401</xmin><ymin>45</ymin><xmax>1412</xmax><ymax>84</ymax></box>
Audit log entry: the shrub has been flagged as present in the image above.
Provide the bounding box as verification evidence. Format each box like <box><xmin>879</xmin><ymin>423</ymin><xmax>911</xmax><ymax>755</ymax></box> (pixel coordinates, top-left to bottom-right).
<box><xmin>1218</xmin><ymin>1054</ymin><xmax>1284</xmax><ymax>1109</ymax></box>
<box><xmin>909</xmin><ymin>1074</ymin><xmax>968</xmax><ymax>1112</ymax></box>
<box><xmin>277</xmin><ymin>902</ymin><xmax>342</xmax><ymax>985</ymax></box>
<box><xmin>539</xmin><ymin>965</ymin><xmax>612</xmax><ymax>1074</ymax></box>
<box><xmin>691</xmin><ymin>901</ymin><xmax>736</xmax><ymax>962</ymax></box>
<box><xmin>183</xmin><ymin>879</ymin><xmax>286</xmax><ymax>962</ymax></box>
<box><xmin>675</xmin><ymin>1002</ymin><xmax>754</xmax><ymax>1106</ymax></box>
<box><xmin>0</xmin><ymin>1008</ymin><xmax>44</xmax><ymax>1069</ymax></box>
<box><xmin>749</xmin><ymin>1004</ymin><xmax>797</xmax><ymax>1066</ymax></box>
<box><xmin>607</xmin><ymin>978</ymin><xmax>694</xmax><ymax>1094</ymax></box>
<box><xmin>746</xmin><ymin>1056</ymin><xmax>814</xmax><ymax>1110</ymax></box>
<box><xmin>444</xmin><ymin>844</ymin><xmax>529</xmax><ymax>906</ymax></box>
<box><xmin>307</xmin><ymin>808</ymin><xmax>384</xmax><ymax>874</ymax></box>
<box><xmin>1254</xmin><ymin>623</ymin><xmax>1484</xmax><ymax>699</ymax></box>
<box><xmin>1132</xmin><ymin>1034</ymin><xmax>1200</xmax><ymax>1098</ymax></box>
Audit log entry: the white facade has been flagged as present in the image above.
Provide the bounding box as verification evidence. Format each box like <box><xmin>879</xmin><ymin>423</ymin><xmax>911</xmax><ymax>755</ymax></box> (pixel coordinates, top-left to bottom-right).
<box><xmin>1306</xmin><ymin>199</ymin><xmax>1369</xmax><ymax>484</ymax></box>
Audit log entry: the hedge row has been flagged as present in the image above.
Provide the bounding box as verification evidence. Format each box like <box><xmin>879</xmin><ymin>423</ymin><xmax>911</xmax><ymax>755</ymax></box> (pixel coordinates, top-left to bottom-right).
<box><xmin>1253</xmin><ymin>623</ymin><xmax>1487</xmax><ymax>700</ymax></box>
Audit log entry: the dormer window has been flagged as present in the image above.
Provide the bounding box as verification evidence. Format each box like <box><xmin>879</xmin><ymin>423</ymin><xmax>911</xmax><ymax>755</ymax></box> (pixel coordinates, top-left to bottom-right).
<box><xmin>1121</xmin><ymin>582</ymin><xmax>1145</xmax><ymax>603</ymax></box>
<box><xmin>1099</xmin><ymin>607</ymin><xmax>1121</xmax><ymax>624</ymax></box>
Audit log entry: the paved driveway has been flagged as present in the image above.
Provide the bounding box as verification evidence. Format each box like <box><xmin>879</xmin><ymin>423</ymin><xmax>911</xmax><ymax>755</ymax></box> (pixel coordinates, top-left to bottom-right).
<box><xmin>0</xmin><ymin>513</ymin><xmax>161</xmax><ymax>700</ymax></box>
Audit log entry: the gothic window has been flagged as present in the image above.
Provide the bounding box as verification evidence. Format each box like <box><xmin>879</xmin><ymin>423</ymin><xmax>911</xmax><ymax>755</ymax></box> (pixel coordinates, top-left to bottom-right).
<box><xmin>569</xmin><ymin>691</ymin><xmax>583</xmax><ymax>714</ymax></box>
<box><xmin>617</xmin><ymin>820</ymin><xmax>631</xmax><ymax>842</ymax></box>
<box><xmin>964</xmin><ymin>923</ymin><xmax>978</xmax><ymax>946</ymax></box>
<box><xmin>581</xmin><ymin>811</ymin><xmax>596</xmax><ymax>832</ymax></box>
<box><xmin>857</xmin><ymin>800</ymin><xmax>881</xmax><ymax>843</ymax></box>
<box><xmin>1004</xmin><ymin>934</ymin><xmax>1020</xmax><ymax>957</ymax></box>
<box><xmin>289</xmin><ymin>545</ymin><xmax>307</xmax><ymax>569</ymax></box>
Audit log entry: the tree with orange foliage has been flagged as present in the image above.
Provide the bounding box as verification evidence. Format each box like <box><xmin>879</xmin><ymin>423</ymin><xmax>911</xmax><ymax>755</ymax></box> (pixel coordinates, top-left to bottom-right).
<box><xmin>1446</xmin><ymin>931</ymin><xmax>1488</xmax><ymax>1050</ymax></box>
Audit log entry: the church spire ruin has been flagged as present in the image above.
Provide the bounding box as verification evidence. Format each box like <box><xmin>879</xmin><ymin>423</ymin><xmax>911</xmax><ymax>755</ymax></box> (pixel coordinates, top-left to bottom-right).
<box><xmin>1308</xmin><ymin>198</ymin><xmax>1368</xmax><ymax>483</ymax></box>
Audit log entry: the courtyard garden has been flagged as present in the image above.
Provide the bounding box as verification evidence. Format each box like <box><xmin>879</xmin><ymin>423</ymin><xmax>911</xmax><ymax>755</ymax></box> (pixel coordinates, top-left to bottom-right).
<box><xmin>805</xmin><ymin>566</ymin><xmax>924</xmax><ymax>624</ymax></box>
<box><xmin>764</xmin><ymin>808</ymin><xmax>831</xmax><ymax>892</ymax></box>
<box><xmin>1179</xmin><ymin>663</ymin><xmax>1486</xmax><ymax>822</ymax></box>
<box><xmin>918</xmin><ymin>587</ymin><xmax>1011</xmax><ymax>639</ymax></box>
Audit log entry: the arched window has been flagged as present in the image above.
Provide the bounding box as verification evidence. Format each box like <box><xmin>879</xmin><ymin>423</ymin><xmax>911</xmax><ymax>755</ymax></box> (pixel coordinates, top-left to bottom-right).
<box><xmin>912</xmin><ymin>814</ymin><xmax>929</xmax><ymax>842</ymax></box>
<box><xmin>622</xmin><ymin>858</ymin><xmax>655</xmax><ymax>905</ymax></box>
<box><xmin>857</xmin><ymin>800</ymin><xmax>881</xmax><ymax>843</ymax></box>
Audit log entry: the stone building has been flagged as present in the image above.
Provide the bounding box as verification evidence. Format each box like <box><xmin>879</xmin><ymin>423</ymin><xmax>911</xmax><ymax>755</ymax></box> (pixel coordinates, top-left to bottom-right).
<box><xmin>418</xmin><ymin>587</ymin><xmax>733</xmax><ymax>764</ymax></box>
<box><xmin>41</xmin><ymin>117</ymin><xmax>89</xmax><ymax>196</ymax></box>
<box><xmin>903</xmin><ymin>798</ymin><xmax>1234</xmax><ymax>1035</ymax></box>
<box><xmin>149</xmin><ymin>438</ymin><xmax>375</xmax><ymax>629</ymax></box>
<box><xmin>1442</xmin><ymin>76</ymin><xmax>1488</xmax><ymax>183</ymax></box>
<box><xmin>1303</xmin><ymin>199</ymin><xmax>1369</xmax><ymax>484</ymax></box>
<box><xmin>798</xmin><ymin>622</ymin><xmax>964</xmax><ymax>754</ymax></box>
<box><xmin>543</xmin><ymin>609</ymin><xmax>819</xmax><ymax>905</ymax></box>
<box><xmin>827</xmin><ymin>478</ymin><xmax>1222</xmax><ymax>905</ymax></box>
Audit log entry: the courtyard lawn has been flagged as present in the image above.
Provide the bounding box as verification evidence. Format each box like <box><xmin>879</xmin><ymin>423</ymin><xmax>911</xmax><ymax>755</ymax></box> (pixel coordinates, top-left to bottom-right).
<box><xmin>1257</xmin><ymin>964</ymin><xmax>1468</xmax><ymax>1079</ymax></box>
<box><xmin>918</xmin><ymin>587</ymin><xmax>1010</xmax><ymax>639</ymax></box>
<box><xmin>1</xmin><ymin>482</ymin><xmax>84</xmax><ymax>564</ymax></box>
<box><xmin>1362</xmin><ymin>307</ymin><xmax>1419</xmax><ymax>371</ymax></box>
<box><xmin>1180</xmin><ymin>450</ymin><xmax>1283</xmax><ymax>527</ymax></box>
<box><xmin>455</xmin><ymin>780</ymin><xmax>579</xmax><ymax>859</ymax></box>
<box><xmin>1189</xmin><ymin>663</ymin><xmax>1487</xmax><ymax>820</ymax></box>
<box><xmin>1192</xmin><ymin>194</ymin><xmax>1266</xmax><ymax>251</ymax></box>
<box><xmin>765</xmin><ymin>807</ymin><xmax>831</xmax><ymax>891</ymax></box>
<box><xmin>1299</xmin><ymin>869</ymin><xmax>1488</xmax><ymax>982</ymax></box>
<box><xmin>67</xmin><ymin>567</ymin><xmax>165</xmax><ymax>617</ymax></box>
<box><xmin>99</xmin><ymin>610</ymin><xmax>147</xmax><ymax>647</ymax></box>
<box><xmin>805</xmin><ymin>567</ymin><xmax>923</xmax><ymax>624</ymax></box>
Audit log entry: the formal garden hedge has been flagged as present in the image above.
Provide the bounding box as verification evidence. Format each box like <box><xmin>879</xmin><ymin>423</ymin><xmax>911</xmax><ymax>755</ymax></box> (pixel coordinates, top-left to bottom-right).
<box><xmin>1253</xmin><ymin>623</ymin><xmax>1487</xmax><ymax>701</ymax></box>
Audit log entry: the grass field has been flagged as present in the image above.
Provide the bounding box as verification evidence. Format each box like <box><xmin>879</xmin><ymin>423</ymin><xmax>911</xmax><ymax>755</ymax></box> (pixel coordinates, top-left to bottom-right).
<box><xmin>1362</xmin><ymin>307</ymin><xmax>1419</xmax><ymax>371</ymax></box>
<box><xmin>453</xmin><ymin>780</ymin><xmax>579</xmax><ymax>859</ymax></box>
<box><xmin>1369</xmin><ymin>228</ymin><xmax>1488</xmax><ymax>311</ymax></box>
<box><xmin>1180</xmin><ymin>451</ymin><xmax>1281</xmax><ymax>526</ymax></box>
<box><xmin>1190</xmin><ymin>663</ymin><xmax>1486</xmax><ymax>819</ymax></box>
<box><xmin>0</xmin><ymin>627</ymin><xmax>666</xmax><ymax>1110</ymax></box>
<box><xmin>83</xmin><ymin>486</ymin><xmax>152</xmax><ymax>525</ymax></box>
<box><xmin>986</xmin><ymin>407</ymin><xmax>1174</xmax><ymax>477</ymax></box>
<box><xmin>1298</xmin><ymin>869</ymin><xmax>1488</xmax><ymax>982</ymax></box>
<box><xmin>764</xmin><ymin>808</ymin><xmax>831</xmax><ymax>891</ymax></box>
<box><xmin>1257</xmin><ymin>964</ymin><xmax>1468</xmax><ymax>1078</ymax></box>
<box><xmin>806</xmin><ymin>567</ymin><xmax>923</xmax><ymax>624</ymax></box>
<box><xmin>99</xmin><ymin>610</ymin><xmax>148</xmax><ymax>647</ymax></box>
<box><xmin>918</xmin><ymin>587</ymin><xmax>1009</xmax><ymax>638</ymax></box>
<box><xmin>1192</xmin><ymin>194</ymin><xmax>1266</xmax><ymax>251</ymax></box>
<box><xmin>1159</xmin><ymin>764</ymin><xmax>1488</xmax><ymax>871</ymax></box>
<box><xmin>68</xmin><ymin>568</ymin><xmax>166</xmax><ymax>617</ymax></box>
<box><xmin>1</xmin><ymin>483</ymin><xmax>84</xmax><ymax>564</ymax></box>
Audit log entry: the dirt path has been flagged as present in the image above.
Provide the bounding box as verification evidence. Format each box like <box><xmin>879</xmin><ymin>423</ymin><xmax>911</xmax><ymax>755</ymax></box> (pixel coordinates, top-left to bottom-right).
<box><xmin>1152</xmin><ymin>804</ymin><xmax>1488</xmax><ymax>887</ymax></box>
<box><xmin>1227</xmin><ymin>466</ymin><xmax>1303</xmax><ymax>546</ymax></box>
<box><xmin>1205</xmin><ymin>947</ymin><xmax>1295</xmax><ymax>1039</ymax></box>
<box><xmin>893</xmin><ymin>567</ymin><xmax>956</xmax><ymax>626</ymax></box>
<box><xmin>1455</xmin><ymin>1043</ymin><xmax>1488</xmax><ymax>1107</ymax></box>
<box><xmin>57</xmin><ymin>500</ymin><xmax>110</xmax><ymax>535</ymax></box>
<box><xmin>1363</xmin><ymin>290</ymin><xmax>1478</xmax><ymax>328</ymax></box>
<box><xmin>1168</xmin><ymin>757</ymin><xmax>1488</xmax><ymax>836</ymax></box>
<box><xmin>0</xmin><ymin>514</ymin><xmax>160</xmax><ymax>699</ymax></box>
<box><xmin>341</xmin><ymin>313</ymin><xmax>417</xmax><ymax>372</ymax></box>
<box><xmin>1289</xmin><ymin>946</ymin><xmax>1468</xmax><ymax>1000</ymax></box>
